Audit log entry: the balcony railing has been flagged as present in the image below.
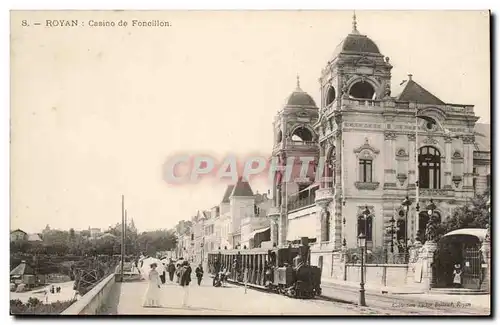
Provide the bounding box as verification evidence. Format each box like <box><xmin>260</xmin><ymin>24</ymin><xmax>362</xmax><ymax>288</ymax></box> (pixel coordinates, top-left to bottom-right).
<box><xmin>285</xmin><ymin>139</ymin><xmax>318</xmax><ymax>147</ymax></box>
<box><xmin>315</xmin><ymin>187</ymin><xmax>335</xmax><ymax>202</ymax></box>
<box><xmin>287</xmin><ymin>194</ymin><xmax>316</xmax><ymax>211</ymax></box>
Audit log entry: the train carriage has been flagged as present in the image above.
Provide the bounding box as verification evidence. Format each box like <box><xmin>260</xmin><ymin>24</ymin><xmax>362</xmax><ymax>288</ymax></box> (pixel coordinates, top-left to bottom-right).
<box><xmin>207</xmin><ymin>237</ymin><xmax>321</xmax><ymax>299</ymax></box>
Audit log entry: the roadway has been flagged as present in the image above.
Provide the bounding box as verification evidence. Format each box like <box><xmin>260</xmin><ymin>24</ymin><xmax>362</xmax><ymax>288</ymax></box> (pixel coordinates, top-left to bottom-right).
<box><xmin>98</xmin><ymin>276</ymin><xmax>490</xmax><ymax>316</ymax></box>
<box><xmin>320</xmin><ymin>283</ymin><xmax>490</xmax><ymax>316</ymax></box>
<box><xmin>99</xmin><ymin>276</ymin><xmax>384</xmax><ymax>315</ymax></box>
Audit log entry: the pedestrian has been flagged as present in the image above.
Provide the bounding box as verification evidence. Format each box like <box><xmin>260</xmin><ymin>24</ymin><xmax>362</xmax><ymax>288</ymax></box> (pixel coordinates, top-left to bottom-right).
<box><xmin>167</xmin><ymin>259</ymin><xmax>176</xmax><ymax>282</ymax></box>
<box><xmin>44</xmin><ymin>290</ymin><xmax>49</xmax><ymax>304</ymax></box>
<box><xmin>195</xmin><ymin>263</ymin><xmax>204</xmax><ymax>286</ymax></box>
<box><xmin>142</xmin><ymin>263</ymin><xmax>162</xmax><ymax>308</ymax></box>
<box><xmin>179</xmin><ymin>261</ymin><xmax>192</xmax><ymax>308</ymax></box>
<box><xmin>453</xmin><ymin>264</ymin><xmax>462</xmax><ymax>288</ymax></box>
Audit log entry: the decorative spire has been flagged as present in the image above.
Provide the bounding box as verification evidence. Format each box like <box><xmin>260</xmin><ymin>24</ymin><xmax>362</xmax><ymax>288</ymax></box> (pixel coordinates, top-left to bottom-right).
<box><xmin>352</xmin><ymin>10</ymin><xmax>359</xmax><ymax>34</ymax></box>
<box><xmin>296</xmin><ymin>74</ymin><xmax>302</xmax><ymax>91</ymax></box>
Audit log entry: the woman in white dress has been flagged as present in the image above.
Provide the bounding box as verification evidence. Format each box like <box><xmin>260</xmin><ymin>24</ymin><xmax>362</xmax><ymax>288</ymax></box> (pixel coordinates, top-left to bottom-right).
<box><xmin>143</xmin><ymin>263</ymin><xmax>162</xmax><ymax>307</ymax></box>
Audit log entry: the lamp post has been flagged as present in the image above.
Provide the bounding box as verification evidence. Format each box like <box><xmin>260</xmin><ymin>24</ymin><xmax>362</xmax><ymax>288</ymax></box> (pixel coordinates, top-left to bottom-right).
<box><xmin>358</xmin><ymin>206</ymin><xmax>371</xmax><ymax>251</ymax></box>
<box><xmin>358</xmin><ymin>233</ymin><xmax>366</xmax><ymax>307</ymax></box>
<box><xmin>425</xmin><ymin>199</ymin><xmax>437</xmax><ymax>243</ymax></box>
<box><xmin>401</xmin><ymin>196</ymin><xmax>412</xmax><ymax>259</ymax></box>
<box><xmin>389</xmin><ymin>216</ymin><xmax>396</xmax><ymax>254</ymax></box>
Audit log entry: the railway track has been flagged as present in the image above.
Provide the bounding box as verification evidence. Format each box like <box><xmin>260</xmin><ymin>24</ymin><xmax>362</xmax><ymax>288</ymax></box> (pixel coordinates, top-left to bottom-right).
<box><xmin>214</xmin><ymin>276</ymin><xmax>489</xmax><ymax>316</ymax></box>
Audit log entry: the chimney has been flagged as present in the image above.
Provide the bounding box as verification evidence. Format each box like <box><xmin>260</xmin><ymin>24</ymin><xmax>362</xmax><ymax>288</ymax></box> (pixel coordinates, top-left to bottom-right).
<box><xmin>408</xmin><ymin>74</ymin><xmax>413</xmax><ymax>81</ymax></box>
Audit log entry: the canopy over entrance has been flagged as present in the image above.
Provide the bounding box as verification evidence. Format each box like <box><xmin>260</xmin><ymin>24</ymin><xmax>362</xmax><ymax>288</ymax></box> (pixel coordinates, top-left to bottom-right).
<box><xmin>440</xmin><ymin>228</ymin><xmax>487</xmax><ymax>244</ymax></box>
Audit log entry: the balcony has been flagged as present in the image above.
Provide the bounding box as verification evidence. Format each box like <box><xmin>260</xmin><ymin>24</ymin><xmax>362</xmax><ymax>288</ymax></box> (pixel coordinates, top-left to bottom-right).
<box><xmin>287</xmin><ymin>194</ymin><xmax>316</xmax><ymax>212</ymax></box>
<box><xmin>315</xmin><ymin>187</ymin><xmax>334</xmax><ymax>204</ymax></box>
<box><xmin>418</xmin><ymin>188</ymin><xmax>455</xmax><ymax>198</ymax></box>
<box><xmin>343</xmin><ymin>98</ymin><xmax>382</xmax><ymax>108</ymax></box>
<box><xmin>285</xmin><ymin>139</ymin><xmax>318</xmax><ymax>148</ymax></box>
<box><xmin>267</xmin><ymin>206</ymin><xmax>280</xmax><ymax>217</ymax></box>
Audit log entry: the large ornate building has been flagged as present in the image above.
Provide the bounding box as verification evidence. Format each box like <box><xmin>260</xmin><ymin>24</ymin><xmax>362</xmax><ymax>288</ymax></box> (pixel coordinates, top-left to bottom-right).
<box><xmin>267</xmin><ymin>15</ymin><xmax>490</xmax><ymax>275</ymax></box>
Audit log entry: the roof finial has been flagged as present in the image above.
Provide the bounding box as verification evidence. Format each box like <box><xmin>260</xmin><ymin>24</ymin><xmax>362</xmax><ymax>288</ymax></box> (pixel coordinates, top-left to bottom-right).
<box><xmin>352</xmin><ymin>10</ymin><xmax>359</xmax><ymax>34</ymax></box>
<box><xmin>296</xmin><ymin>74</ymin><xmax>301</xmax><ymax>90</ymax></box>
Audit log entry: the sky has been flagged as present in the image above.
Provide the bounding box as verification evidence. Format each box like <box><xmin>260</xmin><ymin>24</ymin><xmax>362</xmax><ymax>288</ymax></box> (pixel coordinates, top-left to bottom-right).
<box><xmin>10</xmin><ymin>10</ymin><xmax>490</xmax><ymax>233</ymax></box>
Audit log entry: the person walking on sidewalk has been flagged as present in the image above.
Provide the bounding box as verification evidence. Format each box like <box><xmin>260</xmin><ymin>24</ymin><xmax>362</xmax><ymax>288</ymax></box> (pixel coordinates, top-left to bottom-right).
<box><xmin>453</xmin><ymin>264</ymin><xmax>462</xmax><ymax>288</ymax></box>
<box><xmin>195</xmin><ymin>264</ymin><xmax>204</xmax><ymax>286</ymax></box>
<box><xmin>179</xmin><ymin>261</ymin><xmax>192</xmax><ymax>308</ymax></box>
<box><xmin>167</xmin><ymin>259</ymin><xmax>176</xmax><ymax>282</ymax></box>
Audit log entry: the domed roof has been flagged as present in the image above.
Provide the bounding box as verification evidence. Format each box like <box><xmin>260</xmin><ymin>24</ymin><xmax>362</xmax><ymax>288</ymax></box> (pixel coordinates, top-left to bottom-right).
<box><xmin>332</xmin><ymin>13</ymin><xmax>382</xmax><ymax>57</ymax></box>
<box><xmin>284</xmin><ymin>76</ymin><xmax>317</xmax><ymax>108</ymax></box>
<box><xmin>336</xmin><ymin>33</ymin><xmax>380</xmax><ymax>54</ymax></box>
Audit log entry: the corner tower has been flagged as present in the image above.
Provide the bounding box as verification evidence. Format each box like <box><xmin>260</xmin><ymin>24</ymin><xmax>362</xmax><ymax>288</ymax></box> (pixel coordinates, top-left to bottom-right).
<box><xmin>314</xmin><ymin>13</ymin><xmax>393</xmax><ymax>251</ymax></box>
<box><xmin>269</xmin><ymin>76</ymin><xmax>320</xmax><ymax>247</ymax></box>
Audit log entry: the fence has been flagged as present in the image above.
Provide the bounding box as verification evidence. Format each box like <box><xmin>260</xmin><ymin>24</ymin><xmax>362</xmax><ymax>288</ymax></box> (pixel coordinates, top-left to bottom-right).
<box><xmin>345</xmin><ymin>249</ymin><xmax>409</xmax><ymax>265</ymax></box>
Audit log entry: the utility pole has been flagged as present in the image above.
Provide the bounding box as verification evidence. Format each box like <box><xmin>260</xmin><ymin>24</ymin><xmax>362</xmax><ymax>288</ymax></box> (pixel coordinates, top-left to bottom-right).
<box><xmin>120</xmin><ymin>195</ymin><xmax>125</xmax><ymax>282</ymax></box>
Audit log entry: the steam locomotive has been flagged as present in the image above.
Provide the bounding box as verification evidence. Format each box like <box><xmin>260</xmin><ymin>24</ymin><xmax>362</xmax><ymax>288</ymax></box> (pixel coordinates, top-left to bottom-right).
<box><xmin>207</xmin><ymin>237</ymin><xmax>321</xmax><ymax>299</ymax></box>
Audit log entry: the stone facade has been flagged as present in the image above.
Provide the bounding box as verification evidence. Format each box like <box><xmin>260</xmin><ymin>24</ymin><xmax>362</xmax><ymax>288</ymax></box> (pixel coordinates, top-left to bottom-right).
<box><xmin>265</xmin><ymin>17</ymin><xmax>490</xmax><ymax>272</ymax></box>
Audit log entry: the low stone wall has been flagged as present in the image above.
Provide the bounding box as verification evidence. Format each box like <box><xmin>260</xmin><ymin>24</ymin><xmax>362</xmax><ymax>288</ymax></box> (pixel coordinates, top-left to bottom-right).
<box><xmin>60</xmin><ymin>273</ymin><xmax>115</xmax><ymax>315</ymax></box>
<box><xmin>345</xmin><ymin>264</ymin><xmax>409</xmax><ymax>287</ymax></box>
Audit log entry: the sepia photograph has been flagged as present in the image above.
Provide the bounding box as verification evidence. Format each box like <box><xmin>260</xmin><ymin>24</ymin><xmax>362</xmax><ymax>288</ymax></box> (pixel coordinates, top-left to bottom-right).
<box><xmin>9</xmin><ymin>9</ymin><xmax>491</xmax><ymax>316</ymax></box>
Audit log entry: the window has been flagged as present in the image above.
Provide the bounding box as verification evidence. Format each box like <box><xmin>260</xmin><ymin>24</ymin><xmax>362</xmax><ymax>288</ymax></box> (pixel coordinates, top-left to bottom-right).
<box><xmin>418</xmin><ymin>146</ymin><xmax>441</xmax><ymax>189</ymax></box>
<box><xmin>357</xmin><ymin>215</ymin><xmax>373</xmax><ymax>242</ymax></box>
<box><xmin>291</xmin><ymin>127</ymin><xmax>313</xmax><ymax>142</ymax></box>
<box><xmin>298</xmin><ymin>184</ymin><xmax>309</xmax><ymax>200</ymax></box>
<box><xmin>487</xmin><ymin>174</ymin><xmax>491</xmax><ymax>190</ymax></box>
<box><xmin>325</xmin><ymin>86</ymin><xmax>336</xmax><ymax>106</ymax></box>
<box><xmin>359</xmin><ymin>159</ymin><xmax>373</xmax><ymax>182</ymax></box>
<box><xmin>349</xmin><ymin>81</ymin><xmax>375</xmax><ymax>100</ymax></box>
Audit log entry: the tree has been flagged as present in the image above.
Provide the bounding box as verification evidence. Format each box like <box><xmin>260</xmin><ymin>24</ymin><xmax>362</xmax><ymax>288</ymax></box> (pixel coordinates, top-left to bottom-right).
<box><xmin>138</xmin><ymin>230</ymin><xmax>177</xmax><ymax>256</ymax></box>
<box><xmin>437</xmin><ymin>193</ymin><xmax>490</xmax><ymax>241</ymax></box>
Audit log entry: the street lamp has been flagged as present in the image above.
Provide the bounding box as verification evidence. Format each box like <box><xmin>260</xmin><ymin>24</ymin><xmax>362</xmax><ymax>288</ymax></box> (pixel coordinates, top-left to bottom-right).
<box><xmin>425</xmin><ymin>199</ymin><xmax>437</xmax><ymax>243</ymax></box>
<box><xmin>389</xmin><ymin>216</ymin><xmax>396</xmax><ymax>254</ymax></box>
<box><xmin>358</xmin><ymin>233</ymin><xmax>367</xmax><ymax>307</ymax></box>
<box><xmin>358</xmin><ymin>206</ymin><xmax>371</xmax><ymax>251</ymax></box>
<box><xmin>401</xmin><ymin>196</ymin><xmax>412</xmax><ymax>258</ymax></box>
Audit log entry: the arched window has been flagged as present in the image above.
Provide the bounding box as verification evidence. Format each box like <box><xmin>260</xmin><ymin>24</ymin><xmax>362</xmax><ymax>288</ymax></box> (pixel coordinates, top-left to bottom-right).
<box><xmin>349</xmin><ymin>81</ymin><xmax>375</xmax><ymax>100</ymax></box>
<box><xmin>325</xmin><ymin>147</ymin><xmax>335</xmax><ymax>188</ymax></box>
<box><xmin>418</xmin><ymin>146</ymin><xmax>441</xmax><ymax>189</ymax></box>
<box><xmin>276</xmin><ymin>130</ymin><xmax>282</xmax><ymax>143</ymax></box>
<box><xmin>325</xmin><ymin>86</ymin><xmax>336</xmax><ymax>106</ymax></box>
<box><xmin>291</xmin><ymin>127</ymin><xmax>313</xmax><ymax>142</ymax></box>
<box><xmin>357</xmin><ymin>215</ymin><xmax>373</xmax><ymax>242</ymax></box>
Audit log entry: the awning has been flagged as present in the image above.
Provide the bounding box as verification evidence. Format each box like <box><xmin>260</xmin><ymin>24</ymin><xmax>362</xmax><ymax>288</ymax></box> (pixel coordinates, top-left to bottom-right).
<box><xmin>441</xmin><ymin>228</ymin><xmax>487</xmax><ymax>242</ymax></box>
<box><xmin>286</xmin><ymin>216</ymin><xmax>316</xmax><ymax>241</ymax></box>
<box><xmin>249</xmin><ymin>227</ymin><xmax>270</xmax><ymax>238</ymax></box>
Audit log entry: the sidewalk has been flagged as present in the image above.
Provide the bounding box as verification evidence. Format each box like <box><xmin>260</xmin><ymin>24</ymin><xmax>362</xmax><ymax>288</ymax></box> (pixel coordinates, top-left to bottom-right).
<box><xmin>321</xmin><ymin>277</ymin><xmax>491</xmax><ymax>311</ymax></box>
<box><xmin>322</xmin><ymin>277</ymin><xmax>426</xmax><ymax>294</ymax></box>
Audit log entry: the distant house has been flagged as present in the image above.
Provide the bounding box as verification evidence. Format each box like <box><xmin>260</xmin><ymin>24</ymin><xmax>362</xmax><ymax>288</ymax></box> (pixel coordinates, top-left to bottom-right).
<box><xmin>27</xmin><ymin>233</ymin><xmax>42</xmax><ymax>242</ymax></box>
<box><xmin>90</xmin><ymin>228</ymin><xmax>102</xmax><ymax>239</ymax></box>
<box><xmin>10</xmin><ymin>229</ymin><xmax>27</xmax><ymax>242</ymax></box>
<box><xmin>97</xmin><ymin>233</ymin><xmax>117</xmax><ymax>240</ymax></box>
<box><xmin>10</xmin><ymin>260</ymin><xmax>44</xmax><ymax>289</ymax></box>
